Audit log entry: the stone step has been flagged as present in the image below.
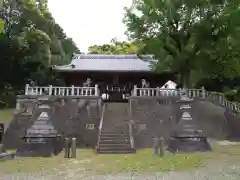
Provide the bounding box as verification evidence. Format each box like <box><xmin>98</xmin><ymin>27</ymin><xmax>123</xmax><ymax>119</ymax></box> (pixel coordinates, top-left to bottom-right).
<box><xmin>101</xmin><ymin>131</ymin><xmax>129</xmax><ymax>134</ymax></box>
<box><xmin>102</xmin><ymin>120</ymin><xmax>129</xmax><ymax>123</ymax></box>
<box><xmin>97</xmin><ymin>149</ymin><xmax>134</xmax><ymax>154</ymax></box>
<box><xmin>104</xmin><ymin>110</ymin><xmax>128</xmax><ymax>113</ymax></box>
<box><xmin>103</xmin><ymin>122</ymin><xmax>129</xmax><ymax>125</ymax></box>
<box><xmin>102</xmin><ymin>123</ymin><xmax>129</xmax><ymax>126</ymax></box>
<box><xmin>99</xmin><ymin>143</ymin><xmax>131</xmax><ymax>148</ymax></box>
<box><xmin>98</xmin><ymin>146</ymin><xmax>132</xmax><ymax>152</ymax></box>
<box><xmin>100</xmin><ymin>133</ymin><xmax>130</xmax><ymax>136</ymax></box>
<box><xmin>101</xmin><ymin>128</ymin><xmax>129</xmax><ymax>132</ymax></box>
<box><xmin>100</xmin><ymin>138</ymin><xmax>129</xmax><ymax>143</ymax></box>
<box><xmin>100</xmin><ymin>135</ymin><xmax>130</xmax><ymax>141</ymax></box>
<box><xmin>98</xmin><ymin>144</ymin><xmax>131</xmax><ymax>148</ymax></box>
<box><xmin>99</xmin><ymin>139</ymin><xmax>130</xmax><ymax>144</ymax></box>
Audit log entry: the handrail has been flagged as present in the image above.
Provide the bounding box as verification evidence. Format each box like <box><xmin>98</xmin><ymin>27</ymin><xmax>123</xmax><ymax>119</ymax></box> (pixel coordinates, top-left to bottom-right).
<box><xmin>24</xmin><ymin>84</ymin><xmax>100</xmax><ymax>96</ymax></box>
<box><xmin>206</xmin><ymin>91</ymin><xmax>240</xmax><ymax>113</ymax></box>
<box><xmin>131</xmin><ymin>85</ymin><xmax>240</xmax><ymax>113</ymax></box>
<box><xmin>128</xmin><ymin>121</ymin><xmax>135</xmax><ymax>150</ymax></box>
<box><xmin>96</xmin><ymin>103</ymin><xmax>106</xmax><ymax>150</ymax></box>
<box><xmin>128</xmin><ymin>101</ymin><xmax>135</xmax><ymax>150</ymax></box>
<box><xmin>24</xmin><ymin>83</ymin><xmax>240</xmax><ymax>113</ymax></box>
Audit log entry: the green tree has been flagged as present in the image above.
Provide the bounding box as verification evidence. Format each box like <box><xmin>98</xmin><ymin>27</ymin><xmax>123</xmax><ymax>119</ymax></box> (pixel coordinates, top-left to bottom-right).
<box><xmin>88</xmin><ymin>38</ymin><xmax>141</xmax><ymax>54</ymax></box>
<box><xmin>0</xmin><ymin>0</ymin><xmax>80</xmax><ymax>107</ymax></box>
<box><xmin>124</xmin><ymin>0</ymin><xmax>240</xmax><ymax>87</ymax></box>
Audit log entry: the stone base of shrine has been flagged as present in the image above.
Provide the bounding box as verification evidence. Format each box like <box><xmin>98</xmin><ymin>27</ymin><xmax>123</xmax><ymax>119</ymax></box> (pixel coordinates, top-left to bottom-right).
<box><xmin>16</xmin><ymin>138</ymin><xmax>63</xmax><ymax>157</ymax></box>
<box><xmin>167</xmin><ymin>137</ymin><xmax>211</xmax><ymax>153</ymax></box>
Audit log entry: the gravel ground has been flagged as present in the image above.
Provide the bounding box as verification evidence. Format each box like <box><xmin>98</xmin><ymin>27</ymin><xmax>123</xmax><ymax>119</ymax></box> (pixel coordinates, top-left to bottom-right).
<box><xmin>1</xmin><ymin>163</ymin><xmax>240</xmax><ymax>180</ymax></box>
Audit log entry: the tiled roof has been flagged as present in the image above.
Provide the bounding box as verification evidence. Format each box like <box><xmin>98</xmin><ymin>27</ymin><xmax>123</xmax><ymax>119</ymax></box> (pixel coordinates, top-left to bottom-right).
<box><xmin>53</xmin><ymin>54</ymin><xmax>155</xmax><ymax>72</ymax></box>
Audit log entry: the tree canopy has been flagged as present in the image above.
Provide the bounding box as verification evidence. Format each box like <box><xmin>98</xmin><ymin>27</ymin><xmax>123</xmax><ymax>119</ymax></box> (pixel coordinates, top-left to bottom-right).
<box><xmin>0</xmin><ymin>0</ymin><xmax>80</xmax><ymax>107</ymax></box>
<box><xmin>88</xmin><ymin>38</ymin><xmax>141</xmax><ymax>54</ymax></box>
<box><xmin>124</xmin><ymin>0</ymin><xmax>240</xmax><ymax>87</ymax></box>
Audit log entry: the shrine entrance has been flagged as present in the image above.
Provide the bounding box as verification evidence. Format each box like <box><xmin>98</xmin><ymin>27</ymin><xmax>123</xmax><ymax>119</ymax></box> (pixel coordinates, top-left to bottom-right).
<box><xmin>99</xmin><ymin>75</ymin><xmax>133</xmax><ymax>102</ymax></box>
<box><xmin>100</xmin><ymin>85</ymin><xmax>132</xmax><ymax>102</ymax></box>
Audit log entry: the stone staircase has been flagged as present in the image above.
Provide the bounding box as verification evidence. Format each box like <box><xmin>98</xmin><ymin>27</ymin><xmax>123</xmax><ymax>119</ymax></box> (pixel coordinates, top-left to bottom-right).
<box><xmin>96</xmin><ymin>103</ymin><xmax>135</xmax><ymax>154</ymax></box>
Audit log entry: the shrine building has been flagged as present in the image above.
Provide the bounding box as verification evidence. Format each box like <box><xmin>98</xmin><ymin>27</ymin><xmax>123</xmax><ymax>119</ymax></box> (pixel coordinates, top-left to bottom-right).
<box><xmin>52</xmin><ymin>54</ymin><xmax>176</xmax><ymax>87</ymax></box>
<box><xmin>52</xmin><ymin>54</ymin><xmax>176</xmax><ymax>102</ymax></box>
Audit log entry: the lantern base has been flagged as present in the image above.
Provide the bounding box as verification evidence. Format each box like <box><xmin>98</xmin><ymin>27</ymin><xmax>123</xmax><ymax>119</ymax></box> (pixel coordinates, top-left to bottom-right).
<box><xmin>167</xmin><ymin>137</ymin><xmax>211</xmax><ymax>153</ymax></box>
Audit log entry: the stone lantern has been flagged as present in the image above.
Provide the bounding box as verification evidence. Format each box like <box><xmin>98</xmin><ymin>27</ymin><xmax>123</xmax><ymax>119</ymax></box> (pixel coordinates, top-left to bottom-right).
<box><xmin>16</xmin><ymin>96</ymin><xmax>63</xmax><ymax>157</ymax></box>
<box><xmin>167</xmin><ymin>92</ymin><xmax>211</xmax><ymax>153</ymax></box>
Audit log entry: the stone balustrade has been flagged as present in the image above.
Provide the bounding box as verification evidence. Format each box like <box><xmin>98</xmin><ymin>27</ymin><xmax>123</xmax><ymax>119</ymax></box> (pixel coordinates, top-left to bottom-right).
<box><xmin>132</xmin><ymin>85</ymin><xmax>205</xmax><ymax>98</ymax></box>
<box><xmin>25</xmin><ymin>84</ymin><xmax>99</xmax><ymax>96</ymax></box>
<box><xmin>206</xmin><ymin>91</ymin><xmax>240</xmax><ymax>113</ymax></box>
<box><xmin>23</xmin><ymin>84</ymin><xmax>240</xmax><ymax>113</ymax></box>
<box><xmin>132</xmin><ymin>85</ymin><xmax>240</xmax><ymax>113</ymax></box>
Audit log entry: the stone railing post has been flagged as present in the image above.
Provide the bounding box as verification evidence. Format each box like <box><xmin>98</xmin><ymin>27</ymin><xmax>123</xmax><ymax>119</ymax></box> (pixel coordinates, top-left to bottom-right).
<box><xmin>14</xmin><ymin>98</ymin><xmax>21</xmax><ymax>114</ymax></box>
<box><xmin>25</xmin><ymin>84</ymin><xmax>29</xmax><ymax>95</ymax></box>
<box><xmin>95</xmin><ymin>84</ymin><xmax>99</xmax><ymax>96</ymax></box>
<box><xmin>71</xmin><ymin>85</ymin><xmax>75</xmax><ymax>96</ymax></box>
<box><xmin>48</xmin><ymin>85</ymin><xmax>52</xmax><ymax>96</ymax></box>
<box><xmin>156</xmin><ymin>87</ymin><xmax>160</xmax><ymax>96</ymax></box>
<box><xmin>201</xmin><ymin>86</ymin><xmax>206</xmax><ymax>99</ymax></box>
<box><xmin>133</xmin><ymin>85</ymin><xmax>137</xmax><ymax>96</ymax></box>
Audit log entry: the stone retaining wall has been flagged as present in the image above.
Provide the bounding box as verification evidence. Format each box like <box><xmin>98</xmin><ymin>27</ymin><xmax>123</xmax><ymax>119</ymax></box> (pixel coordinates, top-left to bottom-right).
<box><xmin>129</xmin><ymin>97</ymin><xmax>230</xmax><ymax>148</ymax></box>
<box><xmin>3</xmin><ymin>95</ymin><xmax>102</xmax><ymax>149</ymax></box>
<box><xmin>129</xmin><ymin>98</ymin><xmax>174</xmax><ymax>148</ymax></box>
<box><xmin>224</xmin><ymin>111</ymin><xmax>240</xmax><ymax>141</ymax></box>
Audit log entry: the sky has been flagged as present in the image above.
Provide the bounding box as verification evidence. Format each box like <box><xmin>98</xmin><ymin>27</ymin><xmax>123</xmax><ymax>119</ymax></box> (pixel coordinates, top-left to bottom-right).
<box><xmin>48</xmin><ymin>0</ymin><xmax>132</xmax><ymax>53</ymax></box>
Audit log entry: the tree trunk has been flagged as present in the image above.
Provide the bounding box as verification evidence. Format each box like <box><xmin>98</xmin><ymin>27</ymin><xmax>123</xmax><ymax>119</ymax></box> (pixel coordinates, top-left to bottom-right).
<box><xmin>181</xmin><ymin>70</ymin><xmax>190</xmax><ymax>88</ymax></box>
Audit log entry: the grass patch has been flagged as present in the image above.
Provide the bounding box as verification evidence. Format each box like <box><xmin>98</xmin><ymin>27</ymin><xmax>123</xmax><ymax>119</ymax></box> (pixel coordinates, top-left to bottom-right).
<box><xmin>0</xmin><ymin>108</ymin><xmax>14</xmax><ymax>122</ymax></box>
<box><xmin>67</xmin><ymin>149</ymin><xmax>208</xmax><ymax>173</ymax></box>
<box><xmin>2</xmin><ymin>143</ymin><xmax>240</xmax><ymax>174</ymax></box>
<box><xmin>0</xmin><ymin>149</ymin><xmax>208</xmax><ymax>174</ymax></box>
<box><xmin>0</xmin><ymin>154</ymin><xmax>65</xmax><ymax>173</ymax></box>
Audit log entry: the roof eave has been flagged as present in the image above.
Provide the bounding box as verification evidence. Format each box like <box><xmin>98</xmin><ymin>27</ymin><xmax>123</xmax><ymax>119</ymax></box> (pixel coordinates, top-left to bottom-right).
<box><xmin>52</xmin><ymin>68</ymin><xmax>153</xmax><ymax>73</ymax></box>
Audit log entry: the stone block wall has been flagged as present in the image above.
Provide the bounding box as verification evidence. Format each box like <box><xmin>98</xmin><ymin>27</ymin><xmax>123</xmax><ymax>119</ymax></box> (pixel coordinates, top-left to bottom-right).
<box><xmin>52</xmin><ymin>97</ymin><xmax>102</xmax><ymax>147</ymax></box>
<box><xmin>3</xmin><ymin>97</ymin><xmax>39</xmax><ymax>149</ymax></box>
<box><xmin>3</xmin><ymin>95</ymin><xmax>102</xmax><ymax>149</ymax></box>
<box><xmin>224</xmin><ymin>111</ymin><xmax>240</xmax><ymax>140</ymax></box>
<box><xmin>129</xmin><ymin>98</ymin><xmax>174</xmax><ymax>148</ymax></box>
<box><xmin>190</xmin><ymin>100</ymin><xmax>227</xmax><ymax>140</ymax></box>
<box><xmin>129</xmin><ymin>97</ymin><xmax>231</xmax><ymax>148</ymax></box>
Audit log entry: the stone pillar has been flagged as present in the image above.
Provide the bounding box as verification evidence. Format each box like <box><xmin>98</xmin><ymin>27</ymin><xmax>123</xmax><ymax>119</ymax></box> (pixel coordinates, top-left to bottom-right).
<box><xmin>25</xmin><ymin>84</ymin><xmax>29</xmax><ymax>95</ymax></box>
<box><xmin>156</xmin><ymin>87</ymin><xmax>160</xmax><ymax>96</ymax></box>
<box><xmin>71</xmin><ymin>138</ymin><xmax>76</xmax><ymax>158</ymax></box>
<box><xmin>49</xmin><ymin>85</ymin><xmax>53</xmax><ymax>95</ymax></box>
<box><xmin>95</xmin><ymin>84</ymin><xmax>99</xmax><ymax>96</ymax></box>
<box><xmin>14</xmin><ymin>99</ymin><xmax>21</xmax><ymax>114</ymax></box>
<box><xmin>201</xmin><ymin>86</ymin><xmax>206</xmax><ymax>99</ymax></box>
<box><xmin>0</xmin><ymin>123</ymin><xmax>4</xmax><ymax>144</ymax></box>
<box><xmin>153</xmin><ymin>137</ymin><xmax>159</xmax><ymax>155</ymax></box>
<box><xmin>159</xmin><ymin>137</ymin><xmax>165</xmax><ymax>157</ymax></box>
<box><xmin>133</xmin><ymin>85</ymin><xmax>137</xmax><ymax>96</ymax></box>
<box><xmin>64</xmin><ymin>138</ymin><xmax>70</xmax><ymax>158</ymax></box>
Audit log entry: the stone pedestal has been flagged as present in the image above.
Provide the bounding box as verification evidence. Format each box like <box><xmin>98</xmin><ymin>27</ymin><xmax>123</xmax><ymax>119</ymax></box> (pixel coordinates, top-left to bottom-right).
<box><xmin>0</xmin><ymin>123</ymin><xmax>6</xmax><ymax>154</ymax></box>
<box><xmin>0</xmin><ymin>123</ymin><xmax>4</xmax><ymax>144</ymax></box>
<box><xmin>173</xmin><ymin>94</ymin><xmax>194</xmax><ymax>123</ymax></box>
<box><xmin>16</xmin><ymin>96</ymin><xmax>63</xmax><ymax>157</ymax></box>
<box><xmin>167</xmin><ymin>95</ymin><xmax>211</xmax><ymax>153</ymax></box>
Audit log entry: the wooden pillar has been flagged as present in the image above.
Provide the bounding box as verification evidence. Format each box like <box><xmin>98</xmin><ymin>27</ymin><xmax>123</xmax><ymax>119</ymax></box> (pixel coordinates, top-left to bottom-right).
<box><xmin>113</xmin><ymin>74</ymin><xmax>119</xmax><ymax>84</ymax></box>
